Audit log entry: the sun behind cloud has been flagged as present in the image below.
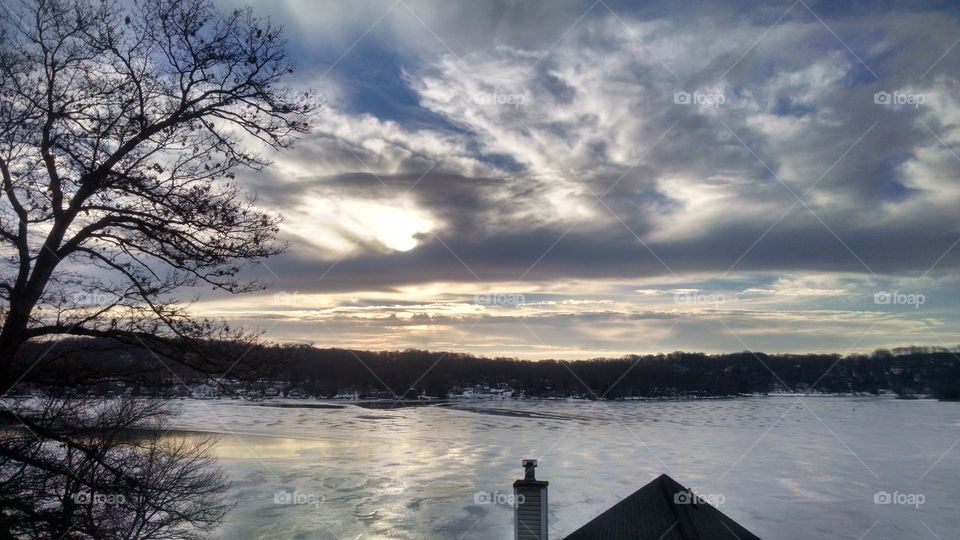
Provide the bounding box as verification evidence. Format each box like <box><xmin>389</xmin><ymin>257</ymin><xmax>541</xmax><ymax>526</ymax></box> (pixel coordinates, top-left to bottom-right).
<box><xmin>283</xmin><ymin>195</ymin><xmax>435</xmax><ymax>254</ymax></box>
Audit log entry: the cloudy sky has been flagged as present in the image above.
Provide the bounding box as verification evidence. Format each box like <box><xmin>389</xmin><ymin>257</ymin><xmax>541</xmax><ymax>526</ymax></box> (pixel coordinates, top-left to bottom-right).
<box><xmin>198</xmin><ymin>0</ymin><xmax>960</xmax><ymax>359</ymax></box>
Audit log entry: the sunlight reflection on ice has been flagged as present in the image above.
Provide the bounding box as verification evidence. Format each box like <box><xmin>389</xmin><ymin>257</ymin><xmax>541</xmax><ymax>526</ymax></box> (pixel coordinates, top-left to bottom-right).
<box><xmin>164</xmin><ymin>397</ymin><xmax>960</xmax><ymax>540</ymax></box>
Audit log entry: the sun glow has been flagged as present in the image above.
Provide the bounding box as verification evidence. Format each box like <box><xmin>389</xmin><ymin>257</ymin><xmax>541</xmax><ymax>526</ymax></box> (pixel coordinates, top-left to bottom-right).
<box><xmin>283</xmin><ymin>196</ymin><xmax>435</xmax><ymax>254</ymax></box>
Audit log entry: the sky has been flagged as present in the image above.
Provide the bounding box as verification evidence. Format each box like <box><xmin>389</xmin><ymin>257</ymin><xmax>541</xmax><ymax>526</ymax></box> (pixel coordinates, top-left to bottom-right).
<box><xmin>197</xmin><ymin>0</ymin><xmax>960</xmax><ymax>359</ymax></box>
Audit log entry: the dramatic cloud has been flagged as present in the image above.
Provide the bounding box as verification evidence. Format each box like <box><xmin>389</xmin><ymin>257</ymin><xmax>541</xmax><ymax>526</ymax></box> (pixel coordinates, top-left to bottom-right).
<box><xmin>202</xmin><ymin>0</ymin><xmax>960</xmax><ymax>356</ymax></box>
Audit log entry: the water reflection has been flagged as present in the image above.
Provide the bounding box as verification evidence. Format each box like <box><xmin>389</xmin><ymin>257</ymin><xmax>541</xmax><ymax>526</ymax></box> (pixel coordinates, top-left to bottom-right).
<box><xmin>161</xmin><ymin>398</ymin><xmax>959</xmax><ymax>540</ymax></box>
<box><xmin>163</xmin><ymin>431</ymin><xmax>337</xmax><ymax>460</ymax></box>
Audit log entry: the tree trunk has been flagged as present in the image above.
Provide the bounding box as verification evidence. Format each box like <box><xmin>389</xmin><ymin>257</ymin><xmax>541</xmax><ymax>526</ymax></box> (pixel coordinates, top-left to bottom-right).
<box><xmin>0</xmin><ymin>304</ymin><xmax>29</xmax><ymax>394</ymax></box>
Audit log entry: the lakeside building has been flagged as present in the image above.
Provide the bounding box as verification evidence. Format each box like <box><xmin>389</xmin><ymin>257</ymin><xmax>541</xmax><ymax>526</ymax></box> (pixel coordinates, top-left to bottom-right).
<box><xmin>512</xmin><ymin>461</ymin><xmax>760</xmax><ymax>539</ymax></box>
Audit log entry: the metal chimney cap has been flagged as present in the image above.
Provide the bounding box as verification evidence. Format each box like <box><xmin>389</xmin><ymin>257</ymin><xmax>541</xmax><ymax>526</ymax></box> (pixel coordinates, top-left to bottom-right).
<box><xmin>522</xmin><ymin>459</ymin><xmax>538</xmax><ymax>480</ymax></box>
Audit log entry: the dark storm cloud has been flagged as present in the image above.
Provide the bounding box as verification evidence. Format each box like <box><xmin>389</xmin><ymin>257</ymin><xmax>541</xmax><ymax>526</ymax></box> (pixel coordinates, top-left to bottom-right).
<box><xmin>250</xmin><ymin>204</ymin><xmax>960</xmax><ymax>294</ymax></box>
<box><xmin>228</xmin><ymin>0</ymin><xmax>960</xmax><ymax>295</ymax></box>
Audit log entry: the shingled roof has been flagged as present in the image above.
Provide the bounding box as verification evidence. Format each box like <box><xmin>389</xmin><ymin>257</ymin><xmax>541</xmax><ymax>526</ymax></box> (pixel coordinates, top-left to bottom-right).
<box><xmin>564</xmin><ymin>474</ymin><xmax>760</xmax><ymax>540</ymax></box>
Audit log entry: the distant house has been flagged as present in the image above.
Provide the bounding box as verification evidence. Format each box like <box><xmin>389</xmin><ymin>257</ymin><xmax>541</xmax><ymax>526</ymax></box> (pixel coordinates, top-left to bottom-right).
<box><xmin>334</xmin><ymin>388</ymin><xmax>360</xmax><ymax>400</ymax></box>
<box><xmin>564</xmin><ymin>474</ymin><xmax>760</xmax><ymax>539</ymax></box>
<box><xmin>190</xmin><ymin>383</ymin><xmax>218</xmax><ymax>399</ymax></box>
<box><xmin>263</xmin><ymin>387</ymin><xmax>280</xmax><ymax>398</ymax></box>
<box><xmin>456</xmin><ymin>384</ymin><xmax>515</xmax><ymax>399</ymax></box>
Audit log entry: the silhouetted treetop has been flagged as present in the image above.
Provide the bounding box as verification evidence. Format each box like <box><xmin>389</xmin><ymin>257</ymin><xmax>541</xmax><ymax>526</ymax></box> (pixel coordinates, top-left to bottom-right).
<box><xmin>0</xmin><ymin>0</ymin><xmax>318</xmax><ymax>387</ymax></box>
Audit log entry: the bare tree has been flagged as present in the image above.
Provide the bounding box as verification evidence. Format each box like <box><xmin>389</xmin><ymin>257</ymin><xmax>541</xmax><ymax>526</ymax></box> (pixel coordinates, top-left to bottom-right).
<box><xmin>0</xmin><ymin>0</ymin><xmax>315</xmax><ymax>536</ymax></box>
<box><xmin>0</xmin><ymin>0</ymin><xmax>315</xmax><ymax>390</ymax></box>
<box><xmin>0</xmin><ymin>398</ymin><xmax>232</xmax><ymax>539</ymax></box>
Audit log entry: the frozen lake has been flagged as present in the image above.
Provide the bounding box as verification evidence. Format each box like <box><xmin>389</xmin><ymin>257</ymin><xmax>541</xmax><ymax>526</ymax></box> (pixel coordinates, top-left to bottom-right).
<box><xmin>167</xmin><ymin>396</ymin><xmax>959</xmax><ymax>539</ymax></box>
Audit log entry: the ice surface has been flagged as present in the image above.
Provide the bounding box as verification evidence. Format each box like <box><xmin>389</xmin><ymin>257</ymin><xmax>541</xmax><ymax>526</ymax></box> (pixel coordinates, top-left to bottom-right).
<box><xmin>165</xmin><ymin>397</ymin><xmax>960</xmax><ymax>539</ymax></box>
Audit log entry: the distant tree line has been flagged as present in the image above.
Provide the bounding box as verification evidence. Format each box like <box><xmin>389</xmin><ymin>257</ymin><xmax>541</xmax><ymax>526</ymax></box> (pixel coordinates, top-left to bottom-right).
<box><xmin>13</xmin><ymin>339</ymin><xmax>960</xmax><ymax>401</ymax></box>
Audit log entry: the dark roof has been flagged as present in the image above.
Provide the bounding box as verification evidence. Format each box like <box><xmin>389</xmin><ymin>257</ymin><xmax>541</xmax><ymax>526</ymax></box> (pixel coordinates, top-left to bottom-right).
<box><xmin>564</xmin><ymin>474</ymin><xmax>760</xmax><ymax>540</ymax></box>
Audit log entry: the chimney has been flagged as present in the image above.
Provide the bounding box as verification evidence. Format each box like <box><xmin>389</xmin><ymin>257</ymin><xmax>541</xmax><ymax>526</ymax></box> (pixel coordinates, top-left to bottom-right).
<box><xmin>513</xmin><ymin>459</ymin><xmax>548</xmax><ymax>540</ymax></box>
